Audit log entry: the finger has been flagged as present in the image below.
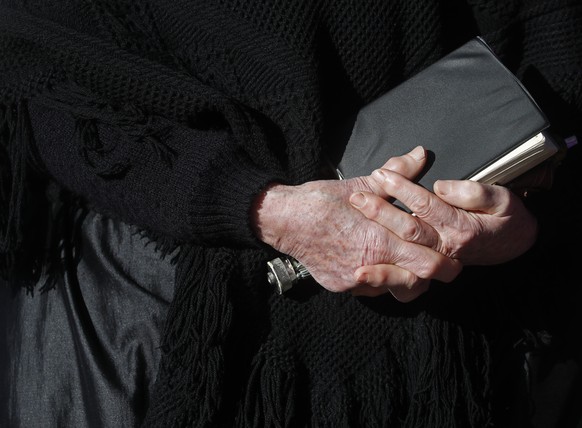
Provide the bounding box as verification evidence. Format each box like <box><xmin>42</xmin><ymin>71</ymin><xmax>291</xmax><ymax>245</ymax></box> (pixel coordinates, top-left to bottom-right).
<box><xmin>394</xmin><ymin>240</ymin><xmax>463</xmax><ymax>283</ymax></box>
<box><xmin>352</xmin><ymin>146</ymin><xmax>427</xmax><ymax>199</ymax></box>
<box><xmin>371</xmin><ymin>168</ymin><xmax>457</xmax><ymax>221</ymax></box>
<box><xmin>351</xmin><ymin>264</ymin><xmax>431</xmax><ymax>301</ymax></box>
<box><xmin>379</xmin><ymin>145</ymin><xmax>427</xmax><ymax>180</ymax></box>
<box><xmin>349</xmin><ymin>191</ymin><xmax>440</xmax><ymax>248</ymax></box>
<box><xmin>389</xmin><ymin>280</ymin><xmax>431</xmax><ymax>302</ymax></box>
<box><xmin>433</xmin><ymin>180</ymin><xmax>514</xmax><ymax>216</ymax></box>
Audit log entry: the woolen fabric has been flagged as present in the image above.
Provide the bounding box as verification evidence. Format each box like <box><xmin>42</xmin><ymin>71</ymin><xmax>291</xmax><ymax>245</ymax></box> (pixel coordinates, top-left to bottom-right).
<box><xmin>1</xmin><ymin>1</ymin><xmax>581</xmax><ymax>427</ymax></box>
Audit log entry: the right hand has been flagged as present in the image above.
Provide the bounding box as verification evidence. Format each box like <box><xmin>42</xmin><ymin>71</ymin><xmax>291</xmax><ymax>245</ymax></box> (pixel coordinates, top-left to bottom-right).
<box><xmin>252</xmin><ymin>147</ymin><xmax>462</xmax><ymax>301</ymax></box>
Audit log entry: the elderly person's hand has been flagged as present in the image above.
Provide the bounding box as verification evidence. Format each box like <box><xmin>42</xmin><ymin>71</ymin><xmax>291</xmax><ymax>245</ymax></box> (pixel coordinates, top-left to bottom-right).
<box><xmin>252</xmin><ymin>147</ymin><xmax>462</xmax><ymax>301</ymax></box>
<box><xmin>351</xmin><ymin>149</ymin><xmax>538</xmax><ymax>285</ymax></box>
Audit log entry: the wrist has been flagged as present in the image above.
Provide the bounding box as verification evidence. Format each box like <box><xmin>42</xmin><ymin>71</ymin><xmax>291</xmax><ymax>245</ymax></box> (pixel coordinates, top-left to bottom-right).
<box><xmin>251</xmin><ymin>183</ymin><xmax>294</xmax><ymax>251</ymax></box>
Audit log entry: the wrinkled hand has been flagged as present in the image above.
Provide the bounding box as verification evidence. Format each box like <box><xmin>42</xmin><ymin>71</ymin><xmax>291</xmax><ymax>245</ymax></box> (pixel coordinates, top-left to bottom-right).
<box><xmin>350</xmin><ymin>158</ymin><xmax>538</xmax><ymax>282</ymax></box>
<box><xmin>252</xmin><ymin>147</ymin><xmax>462</xmax><ymax>301</ymax></box>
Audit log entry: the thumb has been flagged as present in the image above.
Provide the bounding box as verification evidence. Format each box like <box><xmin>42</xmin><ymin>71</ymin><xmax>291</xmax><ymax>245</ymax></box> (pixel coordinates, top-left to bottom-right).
<box><xmin>433</xmin><ymin>179</ymin><xmax>512</xmax><ymax>215</ymax></box>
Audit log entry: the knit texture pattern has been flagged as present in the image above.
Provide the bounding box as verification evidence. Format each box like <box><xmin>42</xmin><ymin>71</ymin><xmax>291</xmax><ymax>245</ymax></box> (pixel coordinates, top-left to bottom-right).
<box><xmin>1</xmin><ymin>0</ymin><xmax>581</xmax><ymax>426</ymax></box>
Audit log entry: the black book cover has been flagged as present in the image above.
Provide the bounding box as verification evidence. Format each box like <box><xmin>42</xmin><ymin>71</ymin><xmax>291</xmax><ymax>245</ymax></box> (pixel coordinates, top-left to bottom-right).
<box><xmin>336</xmin><ymin>37</ymin><xmax>553</xmax><ymax>197</ymax></box>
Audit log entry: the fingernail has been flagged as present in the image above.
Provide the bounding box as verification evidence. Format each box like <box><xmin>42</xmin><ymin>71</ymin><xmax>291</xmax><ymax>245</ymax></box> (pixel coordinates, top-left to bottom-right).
<box><xmin>410</xmin><ymin>146</ymin><xmax>425</xmax><ymax>161</ymax></box>
<box><xmin>434</xmin><ymin>180</ymin><xmax>452</xmax><ymax>196</ymax></box>
<box><xmin>349</xmin><ymin>192</ymin><xmax>367</xmax><ymax>208</ymax></box>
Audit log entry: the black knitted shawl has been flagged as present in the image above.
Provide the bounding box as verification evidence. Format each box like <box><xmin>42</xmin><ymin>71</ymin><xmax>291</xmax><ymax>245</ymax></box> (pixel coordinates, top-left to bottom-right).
<box><xmin>1</xmin><ymin>1</ymin><xmax>581</xmax><ymax>427</ymax></box>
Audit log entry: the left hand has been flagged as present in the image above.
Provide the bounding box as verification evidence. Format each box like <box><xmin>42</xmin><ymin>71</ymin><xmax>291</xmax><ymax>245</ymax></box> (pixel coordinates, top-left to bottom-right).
<box><xmin>350</xmin><ymin>167</ymin><xmax>538</xmax><ymax>277</ymax></box>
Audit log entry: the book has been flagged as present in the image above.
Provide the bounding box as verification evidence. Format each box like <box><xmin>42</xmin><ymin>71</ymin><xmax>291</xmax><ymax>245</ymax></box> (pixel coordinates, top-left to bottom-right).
<box><xmin>267</xmin><ymin>37</ymin><xmax>574</xmax><ymax>292</ymax></box>
<box><xmin>334</xmin><ymin>37</ymin><xmax>565</xmax><ymax>205</ymax></box>
<box><xmin>467</xmin><ymin>131</ymin><xmax>557</xmax><ymax>185</ymax></box>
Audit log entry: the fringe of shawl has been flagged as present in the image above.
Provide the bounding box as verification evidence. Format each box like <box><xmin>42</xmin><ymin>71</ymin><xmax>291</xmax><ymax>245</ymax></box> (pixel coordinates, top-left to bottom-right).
<box><xmin>239</xmin><ymin>340</ymin><xmax>298</xmax><ymax>428</ymax></box>
<box><xmin>232</xmin><ymin>309</ymin><xmax>493</xmax><ymax>428</ymax></box>
<box><xmin>0</xmin><ymin>102</ymin><xmax>30</xmax><ymax>276</ymax></box>
<box><xmin>322</xmin><ymin>316</ymin><xmax>491</xmax><ymax>428</ymax></box>
<box><xmin>143</xmin><ymin>244</ymin><xmax>234</xmax><ymax>427</ymax></box>
<box><xmin>397</xmin><ymin>314</ymin><xmax>492</xmax><ymax>428</ymax></box>
<box><xmin>0</xmin><ymin>100</ymin><xmax>85</xmax><ymax>292</ymax></box>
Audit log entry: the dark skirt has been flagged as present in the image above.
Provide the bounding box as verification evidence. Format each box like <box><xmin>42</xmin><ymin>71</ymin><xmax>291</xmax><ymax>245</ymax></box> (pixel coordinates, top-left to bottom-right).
<box><xmin>0</xmin><ymin>211</ymin><xmax>175</xmax><ymax>427</ymax></box>
<box><xmin>1</xmin><ymin>210</ymin><xmax>581</xmax><ymax>427</ymax></box>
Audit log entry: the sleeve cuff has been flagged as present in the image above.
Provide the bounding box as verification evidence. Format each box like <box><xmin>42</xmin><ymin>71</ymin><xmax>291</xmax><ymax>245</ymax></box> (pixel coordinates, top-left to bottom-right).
<box><xmin>188</xmin><ymin>148</ymin><xmax>286</xmax><ymax>248</ymax></box>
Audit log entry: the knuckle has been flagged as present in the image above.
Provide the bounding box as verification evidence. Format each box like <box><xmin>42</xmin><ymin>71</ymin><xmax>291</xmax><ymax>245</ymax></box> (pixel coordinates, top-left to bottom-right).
<box><xmin>468</xmin><ymin>181</ymin><xmax>507</xmax><ymax>206</ymax></box>
<box><xmin>364</xmin><ymin>197</ymin><xmax>383</xmax><ymax>220</ymax></box>
<box><xmin>467</xmin><ymin>181</ymin><xmax>488</xmax><ymax>199</ymax></box>
<box><xmin>417</xmin><ymin>258</ymin><xmax>441</xmax><ymax>280</ymax></box>
<box><xmin>439</xmin><ymin>242</ymin><xmax>459</xmax><ymax>259</ymax></box>
<box><xmin>496</xmin><ymin>188</ymin><xmax>513</xmax><ymax>209</ymax></box>
<box><xmin>444</xmin><ymin>226</ymin><xmax>478</xmax><ymax>258</ymax></box>
<box><xmin>460</xmin><ymin>180</ymin><xmax>488</xmax><ymax>201</ymax></box>
<box><xmin>375</xmin><ymin>269</ymin><xmax>390</xmax><ymax>285</ymax></box>
<box><xmin>400</xmin><ymin>217</ymin><xmax>423</xmax><ymax>242</ymax></box>
<box><xmin>408</xmin><ymin>193</ymin><xmax>433</xmax><ymax>217</ymax></box>
<box><xmin>440</xmin><ymin>235</ymin><xmax>468</xmax><ymax>259</ymax></box>
<box><xmin>384</xmin><ymin>157</ymin><xmax>406</xmax><ymax>174</ymax></box>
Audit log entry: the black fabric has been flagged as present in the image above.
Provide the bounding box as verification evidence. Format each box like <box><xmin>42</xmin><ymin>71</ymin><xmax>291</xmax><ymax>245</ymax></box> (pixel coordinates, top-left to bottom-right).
<box><xmin>0</xmin><ymin>210</ymin><xmax>175</xmax><ymax>427</ymax></box>
<box><xmin>0</xmin><ymin>1</ymin><xmax>581</xmax><ymax>427</ymax></box>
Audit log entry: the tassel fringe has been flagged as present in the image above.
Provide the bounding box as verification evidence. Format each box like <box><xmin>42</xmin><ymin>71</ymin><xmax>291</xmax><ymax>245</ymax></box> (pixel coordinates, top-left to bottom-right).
<box><xmin>0</xmin><ymin>101</ymin><xmax>85</xmax><ymax>292</ymax></box>
<box><xmin>229</xmin><ymin>309</ymin><xmax>492</xmax><ymax>428</ymax></box>
<box><xmin>398</xmin><ymin>315</ymin><xmax>492</xmax><ymax>428</ymax></box>
<box><xmin>0</xmin><ymin>100</ymin><xmax>44</xmax><ymax>290</ymax></box>
<box><xmin>143</xmin><ymin>245</ymin><xmax>234</xmax><ymax>427</ymax></box>
<box><xmin>239</xmin><ymin>340</ymin><xmax>297</xmax><ymax>428</ymax></box>
<box><xmin>1</xmin><ymin>102</ymin><xmax>32</xmax><ymax>263</ymax></box>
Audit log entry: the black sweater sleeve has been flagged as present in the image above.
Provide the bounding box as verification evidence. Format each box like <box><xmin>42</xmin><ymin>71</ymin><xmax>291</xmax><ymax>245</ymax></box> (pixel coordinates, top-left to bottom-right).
<box><xmin>29</xmin><ymin>100</ymin><xmax>281</xmax><ymax>248</ymax></box>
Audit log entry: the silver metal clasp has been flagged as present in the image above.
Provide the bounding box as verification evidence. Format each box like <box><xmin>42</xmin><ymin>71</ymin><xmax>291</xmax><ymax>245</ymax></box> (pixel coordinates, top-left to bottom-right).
<box><xmin>267</xmin><ymin>256</ymin><xmax>310</xmax><ymax>294</ymax></box>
